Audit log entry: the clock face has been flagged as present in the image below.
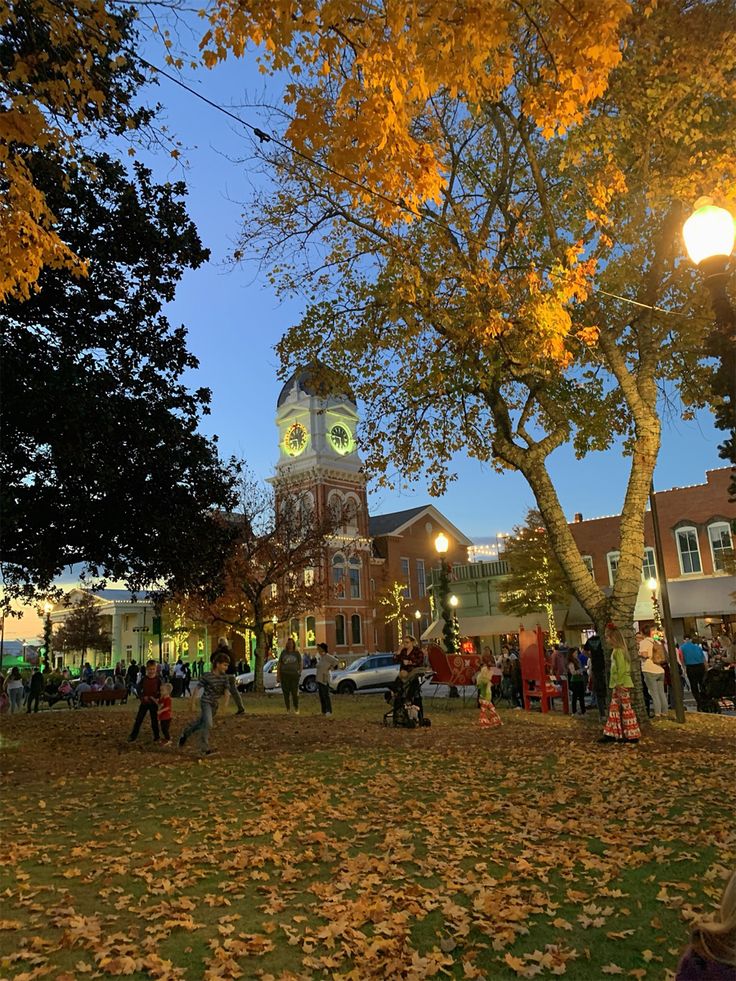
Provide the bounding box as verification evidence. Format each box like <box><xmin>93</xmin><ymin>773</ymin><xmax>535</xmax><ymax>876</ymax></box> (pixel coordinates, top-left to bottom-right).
<box><xmin>284</xmin><ymin>422</ymin><xmax>308</xmax><ymax>456</ymax></box>
<box><xmin>329</xmin><ymin>423</ymin><xmax>352</xmax><ymax>454</ymax></box>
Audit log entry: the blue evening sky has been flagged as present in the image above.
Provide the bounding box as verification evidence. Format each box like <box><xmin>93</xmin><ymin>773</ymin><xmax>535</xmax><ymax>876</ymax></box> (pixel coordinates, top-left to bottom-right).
<box><xmin>139</xmin><ymin>49</ymin><xmax>724</xmax><ymax>538</ymax></box>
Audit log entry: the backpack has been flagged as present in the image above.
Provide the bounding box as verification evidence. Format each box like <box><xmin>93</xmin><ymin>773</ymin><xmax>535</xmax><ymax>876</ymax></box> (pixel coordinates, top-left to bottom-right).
<box><xmin>652</xmin><ymin>640</ymin><xmax>667</xmax><ymax>666</ymax></box>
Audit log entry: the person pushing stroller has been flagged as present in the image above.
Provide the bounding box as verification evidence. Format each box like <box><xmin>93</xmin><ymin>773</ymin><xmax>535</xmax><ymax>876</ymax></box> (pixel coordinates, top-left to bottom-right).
<box><xmin>384</xmin><ymin>666</ymin><xmax>430</xmax><ymax>728</ymax></box>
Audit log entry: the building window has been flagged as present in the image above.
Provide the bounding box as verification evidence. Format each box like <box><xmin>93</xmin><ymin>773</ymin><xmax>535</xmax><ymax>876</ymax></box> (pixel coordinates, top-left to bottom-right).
<box><xmin>304</xmin><ymin>567</ymin><xmax>315</xmax><ymax>587</ymax></box>
<box><xmin>348</xmin><ymin>557</ymin><xmax>361</xmax><ymax>598</ymax></box>
<box><xmin>290</xmin><ymin>619</ymin><xmax>300</xmax><ymax>645</ymax></box>
<box><xmin>351</xmin><ymin>614</ymin><xmax>361</xmax><ymax>645</ymax></box>
<box><xmin>305</xmin><ymin>616</ymin><xmax>316</xmax><ymax>647</ymax></box>
<box><xmin>581</xmin><ymin>555</ymin><xmax>594</xmax><ymax>577</ymax></box>
<box><xmin>416</xmin><ymin>559</ymin><xmax>426</xmax><ymax>598</ymax></box>
<box><xmin>335</xmin><ymin>614</ymin><xmax>346</xmax><ymax>646</ymax></box>
<box><xmin>400</xmin><ymin>557</ymin><xmax>411</xmax><ymax>599</ymax></box>
<box><xmin>676</xmin><ymin>527</ymin><xmax>702</xmax><ymax>574</ymax></box>
<box><xmin>332</xmin><ymin>553</ymin><xmax>345</xmax><ymax>597</ymax></box>
<box><xmin>270</xmin><ymin>583</ymin><xmax>278</xmax><ymax>599</ymax></box>
<box><xmin>642</xmin><ymin>547</ymin><xmax>657</xmax><ymax>582</ymax></box>
<box><xmin>606</xmin><ymin>551</ymin><xmax>620</xmax><ymax>587</ymax></box>
<box><xmin>708</xmin><ymin>522</ymin><xmax>733</xmax><ymax>572</ymax></box>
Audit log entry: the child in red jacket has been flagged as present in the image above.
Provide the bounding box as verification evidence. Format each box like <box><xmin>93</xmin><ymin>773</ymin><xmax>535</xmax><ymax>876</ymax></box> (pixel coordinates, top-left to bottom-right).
<box><xmin>158</xmin><ymin>682</ymin><xmax>173</xmax><ymax>745</ymax></box>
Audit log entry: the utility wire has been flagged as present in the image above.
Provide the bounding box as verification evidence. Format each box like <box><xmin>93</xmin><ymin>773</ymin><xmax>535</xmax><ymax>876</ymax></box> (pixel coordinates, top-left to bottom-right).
<box><xmin>43</xmin><ymin>0</ymin><xmax>700</xmax><ymax>322</ymax></box>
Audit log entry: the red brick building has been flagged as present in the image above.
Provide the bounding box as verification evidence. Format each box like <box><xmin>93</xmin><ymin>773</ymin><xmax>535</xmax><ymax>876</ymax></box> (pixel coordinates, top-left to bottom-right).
<box><xmin>272</xmin><ymin>369</ymin><xmax>472</xmax><ymax>658</ymax></box>
<box><xmin>567</xmin><ymin>468</ymin><xmax>735</xmax><ymax>639</ymax></box>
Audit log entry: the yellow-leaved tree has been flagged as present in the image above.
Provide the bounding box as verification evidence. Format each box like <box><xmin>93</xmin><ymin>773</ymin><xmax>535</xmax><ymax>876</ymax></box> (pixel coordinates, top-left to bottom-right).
<box><xmin>203</xmin><ymin>0</ymin><xmax>736</xmax><ymax>722</ymax></box>
<box><xmin>0</xmin><ymin>0</ymin><xmax>155</xmax><ymax>301</ymax></box>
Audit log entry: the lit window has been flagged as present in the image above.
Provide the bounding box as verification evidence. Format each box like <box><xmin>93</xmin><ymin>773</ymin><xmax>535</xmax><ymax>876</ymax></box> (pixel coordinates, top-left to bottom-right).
<box><xmin>351</xmin><ymin>614</ymin><xmax>361</xmax><ymax>645</ymax></box>
<box><xmin>708</xmin><ymin>522</ymin><xmax>733</xmax><ymax>572</ymax></box>
<box><xmin>270</xmin><ymin>583</ymin><xmax>278</xmax><ymax>599</ymax></box>
<box><xmin>417</xmin><ymin>559</ymin><xmax>426</xmax><ymax>598</ymax></box>
<box><xmin>348</xmin><ymin>557</ymin><xmax>361</xmax><ymax>599</ymax></box>
<box><xmin>332</xmin><ymin>553</ymin><xmax>345</xmax><ymax>597</ymax></box>
<box><xmin>642</xmin><ymin>548</ymin><xmax>657</xmax><ymax>582</ymax></box>
<box><xmin>606</xmin><ymin>551</ymin><xmax>620</xmax><ymax>587</ymax></box>
<box><xmin>335</xmin><ymin>614</ymin><xmax>346</xmax><ymax>646</ymax></box>
<box><xmin>401</xmin><ymin>557</ymin><xmax>411</xmax><ymax>599</ymax></box>
<box><xmin>581</xmin><ymin>555</ymin><xmax>594</xmax><ymax>576</ymax></box>
<box><xmin>306</xmin><ymin>616</ymin><xmax>316</xmax><ymax>647</ymax></box>
<box><xmin>304</xmin><ymin>567</ymin><xmax>315</xmax><ymax>587</ymax></box>
<box><xmin>676</xmin><ymin>527</ymin><xmax>702</xmax><ymax>575</ymax></box>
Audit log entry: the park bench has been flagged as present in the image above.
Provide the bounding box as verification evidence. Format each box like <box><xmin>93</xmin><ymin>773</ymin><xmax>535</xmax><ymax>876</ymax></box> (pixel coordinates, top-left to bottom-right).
<box><xmin>520</xmin><ymin>626</ymin><xmax>569</xmax><ymax>714</ymax></box>
<box><xmin>79</xmin><ymin>689</ymin><xmax>128</xmax><ymax>706</ymax></box>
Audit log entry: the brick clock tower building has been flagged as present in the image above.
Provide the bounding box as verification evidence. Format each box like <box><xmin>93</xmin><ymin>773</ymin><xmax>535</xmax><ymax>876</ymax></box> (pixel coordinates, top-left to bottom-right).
<box><xmin>273</xmin><ymin>367</ymin><xmax>375</xmax><ymax>655</ymax></box>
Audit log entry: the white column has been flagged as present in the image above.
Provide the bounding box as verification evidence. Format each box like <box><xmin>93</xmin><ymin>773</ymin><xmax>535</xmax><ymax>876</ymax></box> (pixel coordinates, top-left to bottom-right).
<box><xmin>112</xmin><ymin>609</ymin><xmax>123</xmax><ymax>663</ymax></box>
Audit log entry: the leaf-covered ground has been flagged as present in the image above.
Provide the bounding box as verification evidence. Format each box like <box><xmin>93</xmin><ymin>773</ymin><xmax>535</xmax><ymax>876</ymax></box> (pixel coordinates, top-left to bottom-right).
<box><xmin>1</xmin><ymin>696</ymin><xmax>734</xmax><ymax>980</ymax></box>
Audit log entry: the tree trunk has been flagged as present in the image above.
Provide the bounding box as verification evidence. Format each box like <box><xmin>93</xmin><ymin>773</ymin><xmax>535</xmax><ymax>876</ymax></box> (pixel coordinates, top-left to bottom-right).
<box><xmin>252</xmin><ymin>616</ymin><xmax>268</xmax><ymax>693</ymax></box>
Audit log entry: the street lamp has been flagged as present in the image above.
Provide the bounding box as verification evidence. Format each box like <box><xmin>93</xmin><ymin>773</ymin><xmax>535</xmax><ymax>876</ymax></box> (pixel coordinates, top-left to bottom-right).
<box><xmin>646</xmin><ymin>577</ymin><xmax>662</xmax><ymax>631</ymax></box>
<box><xmin>434</xmin><ymin>533</ymin><xmax>458</xmax><ymax>656</ymax></box>
<box><xmin>435</xmin><ymin>532</ymin><xmax>449</xmax><ymax>555</ymax></box>
<box><xmin>42</xmin><ymin>601</ymin><xmax>52</xmax><ymax>671</ymax></box>
<box><xmin>682</xmin><ymin>197</ymin><xmax>736</xmax><ymax>495</ymax></box>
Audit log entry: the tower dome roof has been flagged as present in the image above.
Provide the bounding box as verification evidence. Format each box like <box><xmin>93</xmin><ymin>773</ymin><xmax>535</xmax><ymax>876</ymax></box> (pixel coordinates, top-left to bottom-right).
<box><xmin>277</xmin><ymin>362</ymin><xmax>355</xmax><ymax>407</ymax></box>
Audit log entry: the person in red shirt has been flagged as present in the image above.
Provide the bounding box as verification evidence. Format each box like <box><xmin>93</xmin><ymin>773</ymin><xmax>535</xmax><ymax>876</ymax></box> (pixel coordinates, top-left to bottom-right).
<box><xmin>128</xmin><ymin>660</ymin><xmax>161</xmax><ymax>742</ymax></box>
<box><xmin>158</xmin><ymin>682</ymin><xmax>173</xmax><ymax>745</ymax></box>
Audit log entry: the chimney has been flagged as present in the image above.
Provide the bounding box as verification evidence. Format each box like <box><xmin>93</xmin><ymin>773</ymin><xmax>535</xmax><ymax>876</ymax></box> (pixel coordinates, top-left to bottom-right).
<box><xmin>574</xmin><ymin>512</ymin><xmax>583</xmax><ymax>523</ymax></box>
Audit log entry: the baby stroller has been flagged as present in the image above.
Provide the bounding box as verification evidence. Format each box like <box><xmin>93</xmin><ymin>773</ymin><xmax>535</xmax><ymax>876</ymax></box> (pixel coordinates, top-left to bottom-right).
<box><xmin>383</xmin><ymin>667</ymin><xmax>431</xmax><ymax>728</ymax></box>
<box><xmin>700</xmin><ymin>663</ymin><xmax>736</xmax><ymax>714</ymax></box>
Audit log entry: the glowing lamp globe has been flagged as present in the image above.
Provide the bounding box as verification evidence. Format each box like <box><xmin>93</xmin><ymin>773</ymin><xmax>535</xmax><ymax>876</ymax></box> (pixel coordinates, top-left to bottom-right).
<box><xmin>683</xmin><ymin>198</ymin><xmax>735</xmax><ymax>267</ymax></box>
<box><xmin>435</xmin><ymin>532</ymin><xmax>449</xmax><ymax>554</ymax></box>
<box><xmin>647</xmin><ymin>577</ymin><xmax>658</xmax><ymax>591</ymax></box>
<box><xmin>449</xmin><ymin>594</ymin><xmax>458</xmax><ymax>608</ymax></box>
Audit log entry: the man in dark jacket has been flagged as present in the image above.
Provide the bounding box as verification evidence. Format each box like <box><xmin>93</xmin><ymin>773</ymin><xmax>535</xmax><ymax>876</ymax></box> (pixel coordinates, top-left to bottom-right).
<box><xmin>26</xmin><ymin>668</ymin><xmax>45</xmax><ymax>713</ymax></box>
<box><xmin>128</xmin><ymin>660</ymin><xmax>161</xmax><ymax>742</ymax></box>
<box><xmin>584</xmin><ymin>633</ymin><xmax>607</xmax><ymax>719</ymax></box>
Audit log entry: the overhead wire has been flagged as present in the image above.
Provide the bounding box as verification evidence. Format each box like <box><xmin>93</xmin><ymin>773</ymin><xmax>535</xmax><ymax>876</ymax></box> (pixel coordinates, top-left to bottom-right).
<box><xmin>42</xmin><ymin>0</ymin><xmax>700</xmax><ymax>322</ymax></box>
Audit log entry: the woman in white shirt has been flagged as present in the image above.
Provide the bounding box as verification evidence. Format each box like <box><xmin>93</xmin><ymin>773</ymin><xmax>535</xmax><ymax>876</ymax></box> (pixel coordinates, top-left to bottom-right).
<box><xmin>4</xmin><ymin>667</ymin><xmax>25</xmax><ymax>713</ymax></box>
<box><xmin>639</xmin><ymin>628</ymin><xmax>668</xmax><ymax>717</ymax></box>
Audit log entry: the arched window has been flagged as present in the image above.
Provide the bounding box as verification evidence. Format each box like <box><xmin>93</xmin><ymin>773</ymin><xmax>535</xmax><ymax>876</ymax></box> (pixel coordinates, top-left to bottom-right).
<box><xmin>344</xmin><ymin>495</ymin><xmax>360</xmax><ymax>532</ymax></box>
<box><xmin>332</xmin><ymin>553</ymin><xmax>345</xmax><ymax>597</ymax></box>
<box><xmin>348</xmin><ymin>556</ymin><xmax>361</xmax><ymax>599</ymax></box>
<box><xmin>290</xmin><ymin>619</ymin><xmax>300</xmax><ymax>645</ymax></box>
<box><xmin>351</xmin><ymin>614</ymin><xmax>362</xmax><ymax>645</ymax></box>
<box><xmin>305</xmin><ymin>616</ymin><xmax>316</xmax><ymax>648</ymax></box>
<box><xmin>335</xmin><ymin>614</ymin><xmax>346</xmax><ymax>646</ymax></box>
<box><xmin>328</xmin><ymin>491</ymin><xmax>344</xmax><ymax>527</ymax></box>
<box><xmin>708</xmin><ymin>522</ymin><xmax>733</xmax><ymax>572</ymax></box>
<box><xmin>676</xmin><ymin>526</ymin><xmax>702</xmax><ymax>575</ymax></box>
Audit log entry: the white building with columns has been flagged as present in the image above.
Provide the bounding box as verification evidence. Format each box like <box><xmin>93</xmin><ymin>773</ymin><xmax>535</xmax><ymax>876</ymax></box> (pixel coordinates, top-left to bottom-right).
<box><xmin>49</xmin><ymin>589</ymin><xmax>159</xmax><ymax>669</ymax></box>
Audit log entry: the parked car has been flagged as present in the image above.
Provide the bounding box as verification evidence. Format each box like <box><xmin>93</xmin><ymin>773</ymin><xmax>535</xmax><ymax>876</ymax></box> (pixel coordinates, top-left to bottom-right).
<box><xmin>329</xmin><ymin>653</ymin><xmax>400</xmax><ymax>695</ymax></box>
<box><xmin>236</xmin><ymin>659</ymin><xmax>318</xmax><ymax>694</ymax></box>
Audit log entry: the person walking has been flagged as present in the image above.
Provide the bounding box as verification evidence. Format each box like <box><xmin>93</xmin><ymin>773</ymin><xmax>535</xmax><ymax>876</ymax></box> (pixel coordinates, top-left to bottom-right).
<box><xmin>639</xmin><ymin>626</ymin><xmax>668</xmax><ymax>718</ymax></box>
<box><xmin>584</xmin><ymin>631</ymin><xmax>608</xmax><ymax>720</ymax></box>
<box><xmin>26</xmin><ymin>668</ymin><xmax>45</xmax><ymax>714</ymax></box>
<box><xmin>567</xmin><ymin>651</ymin><xmax>587</xmax><ymax>716</ymax></box>
<box><xmin>599</xmin><ymin>623</ymin><xmax>641</xmax><ymax>744</ymax></box>
<box><xmin>128</xmin><ymin>660</ymin><xmax>162</xmax><ymax>743</ymax></box>
<box><xmin>315</xmin><ymin>643</ymin><xmax>338</xmax><ymax>717</ymax></box>
<box><xmin>277</xmin><ymin>637</ymin><xmax>302</xmax><ymax>714</ymax></box>
<box><xmin>681</xmin><ymin>635</ymin><xmax>707</xmax><ymax>710</ymax></box>
<box><xmin>5</xmin><ymin>667</ymin><xmax>25</xmax><ymax>714</ymax></box>
<box><xmin>178</xmin><ymin>651</ymin><xmax>244</xmax><ymax>755</ymax></box>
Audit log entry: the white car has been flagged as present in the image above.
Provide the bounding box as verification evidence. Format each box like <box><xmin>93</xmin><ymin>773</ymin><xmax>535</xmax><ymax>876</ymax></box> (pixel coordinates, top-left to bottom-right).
<box><xmin>236</xmin><ymin>659</ymin><xmax>318</xmax><ymax>694</ymax></box>
<box><xmin>329</xmin><ymin>653</ymin><xmax>400</xmax><ymax>695</ymax></box>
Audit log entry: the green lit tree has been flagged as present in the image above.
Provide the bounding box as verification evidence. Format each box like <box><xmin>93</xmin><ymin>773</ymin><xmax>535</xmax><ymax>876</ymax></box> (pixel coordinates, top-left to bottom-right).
<box><xmin>500</xmin><ymin>510</ymin><xmax>572</xmax><ymax>643</ymax></box>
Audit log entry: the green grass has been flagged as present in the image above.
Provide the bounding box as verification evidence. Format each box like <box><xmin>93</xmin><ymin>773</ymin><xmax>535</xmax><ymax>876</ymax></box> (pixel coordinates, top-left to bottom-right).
<box><xmin>1</xmin><ymin>695</ymin><xmax>734</xmax><ymax>979</ymax></box>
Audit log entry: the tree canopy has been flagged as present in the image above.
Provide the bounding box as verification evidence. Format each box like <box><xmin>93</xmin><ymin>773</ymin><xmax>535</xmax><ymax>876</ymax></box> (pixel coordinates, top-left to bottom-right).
<box><xmin>0</xmin><ymin>0</ymin><xmax>156</xmax><ymax>300</ymax></box>
<box><xmin>0</xmin><ymin>151</ymin><xmax>238</xmax><ymax>608</ymax></box>
<box><xmin>213</xmin><ymin>0</ymin><xmax>736</xmax><ymax>712</ymax></box>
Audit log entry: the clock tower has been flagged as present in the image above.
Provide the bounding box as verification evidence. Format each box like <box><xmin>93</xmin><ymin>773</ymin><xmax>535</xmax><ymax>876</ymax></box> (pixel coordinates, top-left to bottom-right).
<box><xmin>273</xmin><ymin>365</ymin><xmax>374</xmax><ymax>654</ymax></box>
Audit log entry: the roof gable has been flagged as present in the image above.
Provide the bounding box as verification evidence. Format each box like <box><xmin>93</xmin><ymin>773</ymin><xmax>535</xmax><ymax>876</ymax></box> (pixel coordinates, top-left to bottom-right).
<box><xmin>369</xmin><ymin>504</ymin><xmax>473</xmax><ymax>547</ymax></box>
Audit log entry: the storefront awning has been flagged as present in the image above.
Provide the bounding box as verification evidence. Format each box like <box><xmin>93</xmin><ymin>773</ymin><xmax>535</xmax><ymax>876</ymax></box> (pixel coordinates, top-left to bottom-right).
<box><xmin>667</xmin><ymin>577</ymin><xmax>736</xmax><ymax>618</ymax></box>
<box><xmin>421</xmin><ymin>612</ymin><xmax>549</xmax><ymax>641</ymax></box>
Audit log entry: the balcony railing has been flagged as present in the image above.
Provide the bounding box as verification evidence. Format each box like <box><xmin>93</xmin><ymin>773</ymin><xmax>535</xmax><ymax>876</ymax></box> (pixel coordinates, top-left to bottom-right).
<box><xmin>428</xmin><ymin>560</ymin><xmax>509</xmax><ymax>586</ymax></box>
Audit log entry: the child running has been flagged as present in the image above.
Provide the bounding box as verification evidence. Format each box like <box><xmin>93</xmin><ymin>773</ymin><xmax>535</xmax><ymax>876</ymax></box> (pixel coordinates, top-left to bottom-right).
<box><xmin>178</xmin><ymin>652</ymin><xmax>244</xmax><ymax>756</ymax></box>
<box><xmin>158</xmin><ymin>682</ymin><xmax>173</xmax><ymax>745</ymax></box>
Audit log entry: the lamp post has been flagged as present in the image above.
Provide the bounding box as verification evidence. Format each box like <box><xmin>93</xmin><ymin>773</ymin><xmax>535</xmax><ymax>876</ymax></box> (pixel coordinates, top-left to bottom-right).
<box><xmin>647</xmin><ymin>578</ymin><xmax>662</xmax><ymax>631</ymax></box>
<box><xmin>42</xmin><ymin>601</ymin><xmax>52</xmax><ymax>671</ymax></box>
<box><xmin>414</xmin><ymin>609</ymin><xmax>422</xmax><ymax>639</ymax></box>
<box><xmin>434</xmin><ymin>533</ymin><xmax>458</xmax><ymax>655</ymax></box>
<box><xmin>682</xmin><ymin>198</ymin><xmax>736</xmax><ymax>494</ymax></box>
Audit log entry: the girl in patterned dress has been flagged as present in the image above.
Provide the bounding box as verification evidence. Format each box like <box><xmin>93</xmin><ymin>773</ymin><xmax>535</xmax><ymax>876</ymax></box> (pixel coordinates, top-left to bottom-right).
<box><xmin>477</xmin><ymin>659</ymin><xmax>502</xmax><ymax>730</ymax></box>
<box><xmin>599</xmin><ymin>623</ymin><xmax>641</xmax><ymax>744</ymax></box>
